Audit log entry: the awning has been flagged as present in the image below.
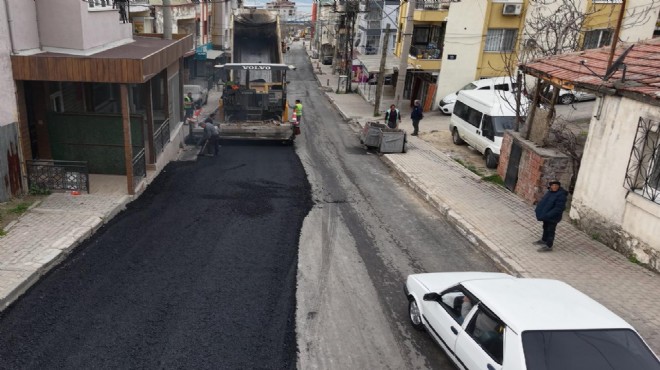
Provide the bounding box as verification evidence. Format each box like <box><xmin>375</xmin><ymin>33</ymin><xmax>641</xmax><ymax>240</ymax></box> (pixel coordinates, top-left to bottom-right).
<box><xmin>355</xmin><ymin>54</ymin><xmax>408</xmax><ymax>74</ymax></box>
<box><xmin>206</xmin><ymin>50</ymin><xmax>226</xmax><ymax>60</ymax></box>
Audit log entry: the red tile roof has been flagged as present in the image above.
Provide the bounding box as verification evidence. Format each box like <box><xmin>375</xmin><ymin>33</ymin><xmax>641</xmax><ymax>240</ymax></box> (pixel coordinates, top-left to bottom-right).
<box><xmin>520</xmin><ymin>37</ymin><xmax>660</xmax><ymax>105</ymax></box>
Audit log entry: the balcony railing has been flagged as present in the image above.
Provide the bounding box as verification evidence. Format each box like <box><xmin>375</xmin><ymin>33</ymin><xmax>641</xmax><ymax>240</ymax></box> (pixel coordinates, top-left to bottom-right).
<box><xmin>410</xmin><ymin>45</ymin><xmax>443</xmax><ymax>60</ymax></box>
<box><xmin>154</xmin><ymin>118</ymin><xmax>171</xmax><ymax>155</ymax></box>
<box><xmin>26</xmin><ymin>160</ymin><xmax>89</xmax><ymax>193</ymax></box>
<box><xmin>415</xmin><ymin>0</ymin><xmax>451</xmax><ymax>10</ymax></box>
<box><xmin>132</xmin><ymin>148</ymin><xmax>147</xmax><ymax>191</ymax></box>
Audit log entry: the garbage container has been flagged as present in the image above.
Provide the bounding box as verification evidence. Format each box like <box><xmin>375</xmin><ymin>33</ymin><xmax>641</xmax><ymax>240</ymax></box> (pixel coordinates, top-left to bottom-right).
<box><xmin>379</xmin><ymin>128</ymin><xmax>407</xmax><ymax>153</ymax></box>
<box><xmin>360</xmin><ymin>121</ymin><xmax>387</xmax><ymax>148</ymax></box>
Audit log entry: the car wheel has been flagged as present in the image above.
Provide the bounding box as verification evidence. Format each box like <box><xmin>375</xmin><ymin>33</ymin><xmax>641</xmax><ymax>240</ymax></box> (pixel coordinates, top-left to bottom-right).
<box><xmin>452</xmin><ymin>128</ymin><xmax>465</xmax><ymax>145</ymax></box>
<box><xmin>559</xmin><ymin>94</ymin><xmax>575</xmax><ymax>105</ymax></box>
<box><xmin>409</xmin><ymin>298</ymin><xmax>424</xmax><ymax>331</ymax></box>
<box><xmin>485</xmin><ymin>149</ymin><xmax>498</xmax><ymax>169</ymax></box>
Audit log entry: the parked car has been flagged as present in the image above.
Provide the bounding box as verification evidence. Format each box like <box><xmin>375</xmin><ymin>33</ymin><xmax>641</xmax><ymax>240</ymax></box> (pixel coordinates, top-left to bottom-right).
<box><xmin>554</xmin><ymin>87</ymin><xmax>597</xmax><ymax>105</ymax></box>
<box><xmin>449</xmin><ymin>90</ymin><xmax>525</xmax><ymax>168</ymax></box>
<box><xmin>184</xmin><ymin>84</ymin><xmax>208</xmax><ymax>107</ymax></box>
<box><xmin>438</xmin><ymin>76</ymin><xmax>515</xmax><ymax>115</ymax></box>
<box><xmin>322</xmin><ymin>55</ymin><xmax>333</xmax><ymax>65</ymax></box>
<box><xmin>368</xmin><ymin>75</ymin><xmax>392</xmax><ymax>85</ymax></box>
<box><xmin>405</xmin><ymin>272</ymin><xmax>660</xmax><ymax>370</ymax></box>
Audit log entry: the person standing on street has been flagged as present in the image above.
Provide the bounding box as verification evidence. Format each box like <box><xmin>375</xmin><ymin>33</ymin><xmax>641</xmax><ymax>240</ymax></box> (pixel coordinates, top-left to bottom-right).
<box><xmin>184</xmin><ymin>92</ymin><xmax>194</xmax><ymax>122</ymax></box>
<box><xmin>197</xmin><ymin>114</ymin><xmax>221</xmax><ymax>156</ymax></box>
<box><xmin>534</xmin><ymin>180</ymin><xmax>568</xmax><ymax>252</ymax></box>
<box><xmin>290</xmin><ymin>99</ymin><xmax>303</xmax><ymax>125</ymax></box>
<box><xmin>410</xmin><ymin>100</ymin><xmax>423</xmax><ymax>136</ymax></box>
<box><xmin>384</xmin><ymin>104</ymin><xmax>401</xmax><ymax>129</ymax></box>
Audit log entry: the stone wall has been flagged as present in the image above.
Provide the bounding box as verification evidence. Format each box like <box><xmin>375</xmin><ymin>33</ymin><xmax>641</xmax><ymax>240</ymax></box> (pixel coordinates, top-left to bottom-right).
<box><xmin>498</xmin><ymin>131</ymin><xmax>572</xmax><ymax>204</ymax></box>
<box><xmin>571</xmin><ymin>200</ymin><xmax>659</xmax><ymax>273</ymax></box>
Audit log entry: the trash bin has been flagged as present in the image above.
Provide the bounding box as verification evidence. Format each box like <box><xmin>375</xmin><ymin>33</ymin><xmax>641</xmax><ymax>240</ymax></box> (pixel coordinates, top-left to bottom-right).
<box><xmin>360</xmin><ymin>121</ymin><xmax>387</xmax><ymax>148</ymax></box>
<box><xmin>379</xmin><ymin>128</ymin><xmax>407</xmax><ymax>153</ymax></box>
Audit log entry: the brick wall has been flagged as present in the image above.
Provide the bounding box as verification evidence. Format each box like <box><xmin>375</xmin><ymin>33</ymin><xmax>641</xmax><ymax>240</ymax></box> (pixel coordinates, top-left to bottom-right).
<box><xmin>498</xmin><ymin>131</ymin><xmax>572</xmax><ymax>204</ymax></box>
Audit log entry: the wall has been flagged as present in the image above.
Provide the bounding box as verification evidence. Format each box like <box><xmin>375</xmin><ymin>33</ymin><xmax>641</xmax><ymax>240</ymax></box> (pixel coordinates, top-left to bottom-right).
<box><xmin>6</xmin><ymin>0</ymin><xmax>40</xmax><ymax>53</ymax></box>
<box><xmin>569</xmin><ymin>96</ymin><xmax>660</xmax><ymax>271</ymax></box>
<box><xmin>36</xmin><ymin>1</ymin><xmax>132</xmax><ymax>53</ymax></box>
<box><xmin>434</xmin><ymin>0</ymin><xmax>487</xmax><ymax>104</ymax></box>
<box><xmin>0</xmin><ymin>1</ymin><xmax>21</xmax><ymax>200</ymax></box>
<box><xmin>477</xmin><ymin>2</ymin><xmax>525</xmax><ymax>79</ymax></box>
<box><xmin>498</xmin><ymin>131</ymin><xmax>572</xmax><ymax>204</ymax></box>
<box><xmin>619</xmin><ymin>0</ymin><xmax>660</xmax><ymax>42</ymax></box>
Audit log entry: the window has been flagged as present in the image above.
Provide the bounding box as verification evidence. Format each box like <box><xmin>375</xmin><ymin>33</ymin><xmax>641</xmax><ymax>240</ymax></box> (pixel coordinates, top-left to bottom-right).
<box><xmin>625</xmin><ymin>117</ymin><xmax>660</xmax><ymax>202</ymax></box>
<box><xmin>465</xmin><ymin>307</ymin><xmax>505</xmax><ymax>364</ymax></box>
<box><xmin>413</xmin><ymin>27</ymin><xmax>430</xmax><ymax>44</ymax></box>
<box><xmin>484</xmin><ymin>29</ymin><xmax>517</xmax><ymax>52</ymax></box>
<box><xmin>437</xmin><ymin>288</ymin><xmax>478</xmax><ymax>324</ymax></box>
<box><xmin>583</xmin><ymin>29</ymin><xmax>612</xmax><ymax>50</ymax></box>
<box><xmin>467</xmin><ymin>109</ymin><xmax>483</xmax><ymax>128</ymax></box>
<box><xmin>522</xmin><ymin>329</ymin><xmax>660</xmax><ymax>370</ymax></box>
<box><xmin>494</xmin><ymin>83</ymin><xmax>510</xmax><ymax>91</ymax></box>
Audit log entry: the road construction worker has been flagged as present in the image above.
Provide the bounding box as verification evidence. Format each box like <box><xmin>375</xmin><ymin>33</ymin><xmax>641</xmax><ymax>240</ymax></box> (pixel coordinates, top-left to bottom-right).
<box><xmin>183</xmin><ymin>92</ymin><xmax>194</xmax><ymax>121</ymax></box>
<box><xmin>289</xmin><ymin>99</ymin><xmax>303</xmax><ymax>125</ymax></box>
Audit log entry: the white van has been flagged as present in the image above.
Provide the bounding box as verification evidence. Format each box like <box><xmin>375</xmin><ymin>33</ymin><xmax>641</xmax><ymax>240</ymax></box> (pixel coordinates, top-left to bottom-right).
<box><xmin>438</xmin><ymin>77</ymin><xmax>515</xmax><ymax>115</ymax></box>
<box><xmin>449</xmin><ymin>90</ymin><xmax>520</xmax><ymax>168</ymax></box>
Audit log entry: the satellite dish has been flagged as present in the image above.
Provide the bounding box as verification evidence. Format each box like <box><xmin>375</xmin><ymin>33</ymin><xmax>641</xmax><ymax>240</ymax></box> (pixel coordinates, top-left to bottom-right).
<box><xmin>605</xmin><ymin>45</ymin><xmax>633</xmax><ymax>81</ymax></box>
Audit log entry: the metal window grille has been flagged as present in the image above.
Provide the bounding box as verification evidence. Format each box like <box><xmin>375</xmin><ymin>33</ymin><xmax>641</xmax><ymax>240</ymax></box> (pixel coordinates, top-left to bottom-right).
<box><xmin>624</xmin><ymin>117</ymin><xmax>660</xmax><ymax>202</ymax></box>
<box><xmin>484</xmin><ymin>29</ymin><xmax>517</xmax><ymax>52</ymax></box>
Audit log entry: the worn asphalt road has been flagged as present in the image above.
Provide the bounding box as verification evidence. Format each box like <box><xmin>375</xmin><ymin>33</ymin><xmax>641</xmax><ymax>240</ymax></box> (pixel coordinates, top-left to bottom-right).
<box><xmin>0</xmin><ymin>143</ymin><xmax>312</xmax><ymax>369</ymax></box>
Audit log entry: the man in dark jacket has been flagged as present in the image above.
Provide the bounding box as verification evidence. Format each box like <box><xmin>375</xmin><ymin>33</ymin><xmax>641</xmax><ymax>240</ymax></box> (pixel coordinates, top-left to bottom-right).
<box><xmin>534</xmin><ymin>180</ymin><xmax>568</xmax><ymax>252</ymax></box>
<box><xmin>410</xmin><ymin>100</ymin><xmax>423</xmax><ymax>136</ymax></box>
<box><xmin>197</xmin><ymin>114</ymin><xmax>220</xmax><ymax>156</ymax></box>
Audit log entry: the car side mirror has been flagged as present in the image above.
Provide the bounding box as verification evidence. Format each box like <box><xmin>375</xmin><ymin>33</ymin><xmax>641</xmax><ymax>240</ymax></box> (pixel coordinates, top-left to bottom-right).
<box><xmin>423</xmin><ymin>292</ymin><xmax>441</xmax><ymax>302</ymax></box>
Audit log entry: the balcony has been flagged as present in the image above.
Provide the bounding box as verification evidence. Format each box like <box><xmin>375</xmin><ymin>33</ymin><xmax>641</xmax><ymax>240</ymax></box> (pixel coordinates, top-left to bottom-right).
<box><xmin>408</xmin><ymin>44</ymin><xmax>442</xmax><ymax>70</ymax></box>
<box><xmin>413</xmin><ymin>0</ymin><xmax>449</xmax><ymax>22</ymax></box>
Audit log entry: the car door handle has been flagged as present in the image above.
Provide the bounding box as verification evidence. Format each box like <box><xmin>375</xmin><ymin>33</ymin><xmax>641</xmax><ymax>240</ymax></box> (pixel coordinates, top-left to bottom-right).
<box><xmin>487</xmin><ymin>364</ymin><xmax>496</xmax><ymax>370</ymax></box>
<box><xmin>450</xmin><ymin>326</ymin><xmax>458</xmax><ymax>335</ymax></box>
<box><xmin>476</xmin><ymin>130</ymin><xmax>481</xmax><ymax>135</ymax></box>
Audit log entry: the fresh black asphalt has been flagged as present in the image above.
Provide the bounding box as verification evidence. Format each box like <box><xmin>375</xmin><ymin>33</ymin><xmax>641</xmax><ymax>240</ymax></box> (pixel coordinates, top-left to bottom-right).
<box><xmin>0</xmin><ymin>142</ymin><xmax>312</xmax><ymax>369</ymax></box>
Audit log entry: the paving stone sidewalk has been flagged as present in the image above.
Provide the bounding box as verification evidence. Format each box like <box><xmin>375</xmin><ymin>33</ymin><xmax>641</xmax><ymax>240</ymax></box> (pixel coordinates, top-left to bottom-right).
<box><xmin>0</xmin><ymin>193</ymin><xmax>129</xmax><ymax>311</ymax></box>
<box><xmin>306</xmin><ymin>46</ymin><xmax>660</xmax><ymax>352</ymax></box>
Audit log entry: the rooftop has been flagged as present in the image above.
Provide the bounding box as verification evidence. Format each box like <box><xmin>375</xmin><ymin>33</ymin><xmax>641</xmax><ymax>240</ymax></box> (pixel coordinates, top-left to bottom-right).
<box><xmin>520</xmin><ymin>37</ymin><xmax>660</xmax><ymax>106</ymax></box>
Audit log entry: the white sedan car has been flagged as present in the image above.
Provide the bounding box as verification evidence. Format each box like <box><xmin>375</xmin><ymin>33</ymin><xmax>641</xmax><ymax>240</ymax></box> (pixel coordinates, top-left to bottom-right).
<box><xmin>405</xmin><ymin>272</ymin><xmax>660</xmax><ymax>370</ymax></box>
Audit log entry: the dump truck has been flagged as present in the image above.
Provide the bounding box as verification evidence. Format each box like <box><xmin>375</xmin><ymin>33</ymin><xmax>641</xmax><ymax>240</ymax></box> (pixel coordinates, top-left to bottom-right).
<box><xmin>215</xmin><ymin>10</ymin><xmax>296</xmax><ymax>143</ymax></box>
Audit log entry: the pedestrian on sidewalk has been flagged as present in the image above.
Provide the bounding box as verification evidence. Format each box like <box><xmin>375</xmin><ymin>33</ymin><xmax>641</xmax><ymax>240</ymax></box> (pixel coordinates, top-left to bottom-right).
<box><xmin>410</xmin><ymin>100</ymin><xmax>423</xmax><ymax>136</ymax></box>
<box><xmin>385</xmin><ymin>104</ymin><xmax>401</xmax><ymax>129</ymax></box>
<box><xmin>534</xmin><ymin>180</ymin><xmax>568</xmax><ymax>252</ymax></box>
<box><xmin>198</xmin><ymin>114</ymin><xmax>221</xmax><ymax>156</ymax></box>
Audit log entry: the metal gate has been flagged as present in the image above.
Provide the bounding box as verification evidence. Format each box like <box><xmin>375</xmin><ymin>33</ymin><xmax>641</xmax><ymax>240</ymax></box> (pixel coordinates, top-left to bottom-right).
<box><xmin>505</xmin><ymin>140</ymin><xmax>523</xmax><ymax>191</ymax></box>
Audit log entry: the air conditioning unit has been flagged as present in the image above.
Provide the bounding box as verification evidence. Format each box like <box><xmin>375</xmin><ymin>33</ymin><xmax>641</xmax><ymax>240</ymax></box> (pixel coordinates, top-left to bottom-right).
<box><xmin>502</xmin><ymin>4</ymin><xmax>522</xmax><ymax>16</ymax></box>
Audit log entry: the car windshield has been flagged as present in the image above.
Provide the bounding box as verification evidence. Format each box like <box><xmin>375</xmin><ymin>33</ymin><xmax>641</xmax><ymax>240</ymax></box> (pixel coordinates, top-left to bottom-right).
<box><xmin>492</xmin><ymin>116</ymin><xmax>517</xmax><ymax>136</ymax></box>
<box><xmin>522</xmin><ymin>329</ymin><xmax>660</xmax><ymax>370</ymax></box>
<box><xmin>460</xmin><ymin>82</ymin><xmax>479</xmax><ymax>91</ymax></box>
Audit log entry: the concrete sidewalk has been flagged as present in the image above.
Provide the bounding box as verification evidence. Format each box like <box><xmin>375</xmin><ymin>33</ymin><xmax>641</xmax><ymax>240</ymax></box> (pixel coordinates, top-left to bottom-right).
<box><xmin>306</xmin><ymin>46</ymin><xmax>660</xmax><ymax>352</ymax></box>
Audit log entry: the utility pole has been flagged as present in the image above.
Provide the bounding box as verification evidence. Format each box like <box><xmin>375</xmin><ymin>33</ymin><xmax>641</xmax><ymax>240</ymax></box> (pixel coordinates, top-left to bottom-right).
<box><xmin>374</xmin><ymin>23</ymin><xmax>391</xmax><ymax>116</ymax></box>
<box><xmin>606</xmin><ymin>0</ymin><xmax>627</xmax><ymax>73</ymax></box>
<box><xmin>393</xmin><ymin>0</ymin><xmax>414</xmax><ymax>107</ymax></box>
<box><xmin>163</xmin><ymin>0</ymin><xmax>172</xmax><ymax>40</ymax></box>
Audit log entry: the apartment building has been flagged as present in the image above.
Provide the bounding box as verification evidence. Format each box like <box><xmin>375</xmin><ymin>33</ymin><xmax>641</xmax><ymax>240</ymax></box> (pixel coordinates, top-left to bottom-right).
<box><xmin>313</xmin><ymin>0</ymin><xmax>340</xmax><ymax>60</ymax></box>
<box><xmin>394</xmin><ymin>0</ymin><xmax>659</xmax><ymax>112</ymax></box>
<box><xmin>3</xmin><ymin>0</ymin><xmax>192</xmax><ymax>196</ymax></box>
<box><xmin>266</xmin><ymin>0</ymin><xmax>298</xmax><ymax>23</ymax></box>
<box><xmin>356</xmin><ymin>0</ymin><xmax>398</xmax><ymax>56</ymax></box>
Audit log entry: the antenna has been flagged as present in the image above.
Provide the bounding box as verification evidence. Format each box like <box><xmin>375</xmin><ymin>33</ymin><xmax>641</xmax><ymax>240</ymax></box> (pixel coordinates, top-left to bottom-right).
<box><xmin>604</xmin><ymin>45</ymin><xmax>633</xmax><ymax>81</ymax></box>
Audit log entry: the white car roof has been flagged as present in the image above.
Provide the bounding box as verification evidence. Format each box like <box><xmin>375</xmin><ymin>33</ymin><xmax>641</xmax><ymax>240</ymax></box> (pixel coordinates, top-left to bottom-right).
<box><xmin>462</xmin><ymin>278</ymin><xmax>633</xmax><ymax>333</ymax></box>
<box><xmin>458</xmin><ymin>90</ymin><xmax>519</xmax><ymax>116</ymax></box>
<box><xmin>473</xmin><ymin>76</ymin><xmax>513</xmax><ymax>87</ymax></box>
